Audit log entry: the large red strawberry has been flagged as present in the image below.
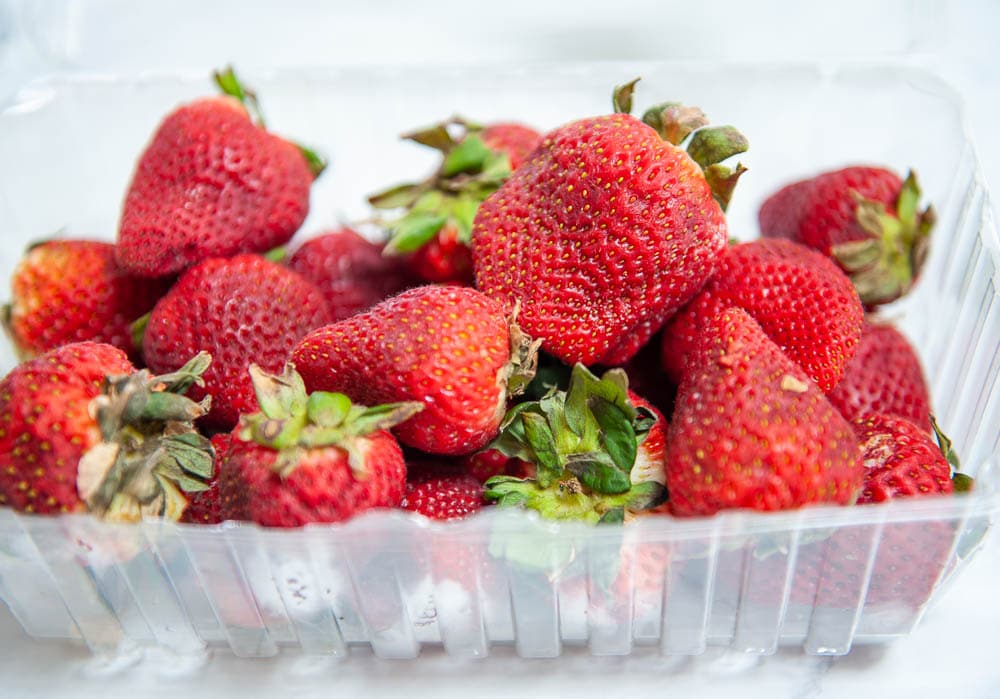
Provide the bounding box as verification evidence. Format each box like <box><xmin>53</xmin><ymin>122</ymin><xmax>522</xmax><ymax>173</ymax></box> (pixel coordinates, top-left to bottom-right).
<box><xmin>117</xmin><ymin>67</ymin><xmax>325</xmax><ymax>278</ymax></box>
<box><xmin>287</xmin><ymin>228</ymin><xmax>416</xmax><ymax>322</ymax></box>
<box><xmin>472</xmin><ymin>80</ymin><xmax>745</xmax><ymax>366</ymax></box>
<box><xmin>399</xmin><ymin>461</ymin><xmax>485</xmax><ymax>520</ymax></box>
<box><xmin>218</xmin><ymin>365</ymin><xmax>420</xmax><ymax>527</ymax></box>
<box><xmin>0</xmin><ymin>343</ymin><xmax>214</xmax><ymax>520</ymax></box>
<box><xmin>179</xmin><ymin>432</ymin><xmax>231</xmax><ymax>525</ymax></box>
<box><xmin>4</xmin><ymin>240</ymin><xmax>170</xmax><ymax>360</ymax></box>
<box><xmin>368</xmin><ymin>118</ymin><xmax>540</xmax><ymax>285</ymax></box>
<box><xmin>661</xmin><ymin>239</ymin><xmax>864</xmax><ymax>393</ymax></box>
<box><xmin>666</xmin><ymin>307</ymin><xmax>863</xmax><ymax>516</ymax></box>
<box><xmin>142</xmin><ymin>254</ymin><xmax>333</xmax><ymax>429</ymax></box>
<box><xmin>853</xmin><ymin>413</ymin><xmax>953</xmax><ymax>503</ymax></box>
<box><xmin>291</xmin><ymin>285</ymin><xmax>539</xmax><ymax>455</ymax></box>
<box><xmin>759</xmin><ymin>166</ymin><xmax>934</xmax><ymax>306</ymax></box>
<box><xmin>828</xmin><ymin>319</ymin><xmax>931</xmax><ymax>432</ymax></box>
<box><xmin>484</xmin><ymin>364</ymin><xmax>667</xmax><ymax>522</ymax></box>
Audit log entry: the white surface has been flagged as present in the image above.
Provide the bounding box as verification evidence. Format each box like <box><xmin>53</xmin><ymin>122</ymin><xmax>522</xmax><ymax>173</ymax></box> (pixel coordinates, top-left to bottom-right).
<box><xmin>1</xmin><ymin>1</ymin><xmax>999</xmax><ymax>696</ymax></box>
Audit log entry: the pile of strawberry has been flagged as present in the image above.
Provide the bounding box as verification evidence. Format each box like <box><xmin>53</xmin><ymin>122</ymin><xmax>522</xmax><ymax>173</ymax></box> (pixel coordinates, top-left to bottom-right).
<box><xmin>0</xmin><ymin>70</ymin><xmax>969</xmax><ymax>536</ymax></box>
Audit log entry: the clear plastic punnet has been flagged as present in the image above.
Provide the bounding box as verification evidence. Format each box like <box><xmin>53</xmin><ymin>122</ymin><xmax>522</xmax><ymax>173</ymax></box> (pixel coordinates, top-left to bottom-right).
<box><xmin>0</xmin><ymin>63</ymin><xmax>997</xmax><ymax>661</ymax></box>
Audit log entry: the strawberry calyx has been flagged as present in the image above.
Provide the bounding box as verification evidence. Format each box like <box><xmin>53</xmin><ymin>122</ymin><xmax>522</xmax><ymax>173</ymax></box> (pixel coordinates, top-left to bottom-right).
<box><xmin>212</xmin><ymin>65</ymin><xmax>328</xmax><ymax>179</ymax></box>
<box><xmin>368</xmin><ymin>117</ymin><xmax>513</xmax><ymax>253</ymax></box>
<box><xmin>239</xmin><ymin>364</ymin><xmax>423</xmax><ymax>479</ymax></box>
<box><xmin>612</xmin><ymin>78</ymin><xmax>748</xmax><ymax>212</ymax></box>
<box><xmin>484</xmin><ymin>363</ymin><xmax>667</xmax><ymax>522</ymax></box>
<box><xmin>930</xmin><ymin>414</ymin><xmax>974</xmax><ymax>492</ymax></box>
<box><xmin>832</xmin><ymin>170</ymin><xmax>936</xmax><ymax>307</ymax></box>
<box><xmin>77</xmin><ymin>352</ymin><xmax>216</xmax><ymax>522</ymax></box>
<box><xmin>495</xmin><ymin>310</ymin><xmax>543</xmax><ymax>402</ymax></box>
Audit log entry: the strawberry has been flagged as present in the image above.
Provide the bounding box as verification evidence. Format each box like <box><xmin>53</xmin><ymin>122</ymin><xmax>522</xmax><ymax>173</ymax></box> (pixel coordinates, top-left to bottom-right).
<box><xmin>218</xmin><ymin>365</ymin><xmax>421</xmax><ymax>527</ymax></box>
<box><xmin>828</xmin><ymin>319</ymin><xmax>931</xmax><ymax>432</ymax></box>
<box><xmin>4</xmin><ymin>240</ymin><xmax>170</xmax><ymax>360</ymax></box>
<box><xmin>462</xmin><ymin>449</ymin><xmax>534</xmax><ymax>483</ymax></box>
<box><xmin>759</xmin><ymin>166</ymin><xmax>935</xmax><ymax>306</ymax></box>
<box><xmin>472</xmin><ymin>79</ymin><xmax>745</xmax><ymax>366</ymax></box>
<box><xmin>368</xmin><ymin>118</ymin><xmax>538</xmax><ymax>285</ymax></box>
<box><xmin>666</xmin><ymin>307</ymin><xmax>863</xmax><ymax>516</ymax></box>
<box><xmin>142</xmin><ymin>254</ymin><xmax>333</xmax><ymax>429</ymax></box>
<box><xmin>117</xmin><ymin>67</ymin><xmax>325</xmax><ymax>278</ymax></box>
<box><xmin>179</xmin><ymin>432</ymin><xmax>231</xmax><ymax>525</ymax></box>
<box><xmin>853</xmin><ymin>413</ymin><xmax>953</xmax><ymax>503</ymax></box>
<box><xmin>399</xmin><ymin>461</ymin><xmax>485</xmax><ymax>520</ymax></box>
<box><xmin>661</xmin><ymin>239</ymin><xmax>864</xmax><ymax>393</ymax></box>
<box><xmin>291</xmin><ymin>285</ymin><xmax>539</xmax><ymax>455</ymax></box>
<box><xmin>287</xmin><ymin>228</ymin><xmax>416</xmax><ymax>321</ymax></box>
<box><xmin>484</xmin><ymin>363</ymin><xmax>667</xmax><ymax>522</ymax></box>
<box><xmin>0</xmin><ymin>343</ymin><xmax>214</xmax><ymax>520</ymax></box>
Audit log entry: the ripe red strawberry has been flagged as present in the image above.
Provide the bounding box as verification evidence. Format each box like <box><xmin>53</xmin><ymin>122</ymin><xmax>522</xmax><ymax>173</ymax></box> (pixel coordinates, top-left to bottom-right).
<box><xmin>485</xmin><ymin>364</ymin><xmax>667</xmax><ymax>522</ymax></box>
<box><xmin>117</xmin><ymin>67</ymin><xmax>324</xmax><ymax>278</ymax></box>
<box><xmin>4</xmin><ymin>240</ymin><xmax>170</xmax><ymax>360</ymax></box>
<box><xmin>480</xmin><ymin>122</ymin><xmax>543</xmax><ymax>171</ymax></box>
<box><xmin>142</xmin><ymin>254</ymin><xmax>333</xmax><ymax>429</ymax></box>
<box><xmin>0</xmin><ymin>343</ymin><xmax>214</xmax><ymax>519</ymax></box>
<box><xmin>759</xmin><ymin>166</ymin><xmax>934</xmax><ymax>306</ymax></box>
<box><xmin>179</xmin><ymin>432</ymin><xmax>231</xmax><ymax>525</ymax></box>
<box><xmin>291</xmin><ymin>285</ymin><xmax>538</xmax><ymax>455</ymax></box>
<box><xmin>828</xmin><ymin>320</ymin><xmax>931</xmax><ymax>432</ymax></box>
<box><xmin>853</xmin><ymin>413</ymin><xmax>953</xmax><ymax>503</ymax></box>
<box><xmin>368</xmin><ymin>118</ymin><xmax>539</xmax><ymax>285</ymax></box>
<box><xmin>218</xmin><ymin>365</ymin><xmax>420</xmax><ymax>527</ymax></box>
<box><xmin>666</xmin><ymin>307</ymin><xmax>863</xmax><ymax>516</ymax></box>
<box><xmin>462</xmin><ymin>449</ymin><xmax>534</xmax><ymax>482</ymax></box>
<box><xmin>472</xmin><ymin>80</ymin><xmax>746</xmax><ymax>366</ymax></box>
<box><xmin>399</xmin><ymin>461</ymin><xmax>485</xmax><ymax>520</ymax></box>
<box><xmin>287</xmin><ymin>228</ymin><xmax>416</xmax><ymax>321</ymax></box>
<box><xmin>661</xmin><ymin>239</ymin><xmax>864</xmax><ymax>393</ymax></box>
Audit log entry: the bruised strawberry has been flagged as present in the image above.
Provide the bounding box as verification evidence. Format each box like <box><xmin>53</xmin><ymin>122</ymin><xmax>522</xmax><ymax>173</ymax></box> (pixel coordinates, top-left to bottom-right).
<box><xmin>662</xmin><ymin>239</ymin><xmax>864</xmax><ymax>392</ymax></box>
<box><xmin>400</xmin><ymin>461</ymin><xmax>485</xmax><ymax>520</ymax></box>
<box><xmin>368</xmin><ymin>118</ymin><xmax>538</xmax><ymax>285</ymax></box>
<box><xmin>666</xmin><ymin>307</ymin><xmax>863</xmax><ymax>516</ymax></box>
<box><xmin>485</xmin><ymin>364</ymin><xmax>667</xmax><ymax>522</ymax></box>
<box><xmin>0</xmin><ymin>343</ymin><xmax>214</xmax><ymax>520</ymax></box>
<box><xmin>473</xmin><ymin>80</ymin><xmax>744</xmax><ymax>366</ymax></box>
<box><xmin>179</xmin><ymin>432</ymin><xmax>231</xmax><ymax>525</ymax></box>
<box><xmin>5</xmin><ymin>240</ymin><xmax>169</xmax><ymax>360</ymax></box>
<box><xmin>287</xmin><ymin>228</ymin><xmax>416</xmax><ymax>321</ymax></box>
<box><xmin>853</xmin><ymin>413</ymin><xmax>953</xmax><ymax>503</ymax></box>
<box><xmin>759</xmin><ymin>166</ymin><xmax>934</xmax><ymax>307</ymax></box>
<box><xmin>291</xmin><ymin>285</ymin><xmax>538</xmax><ymax>455</ymax></box>
<box><xmin>219</xmin><ymin>365</ymin><xmax>420</xmax><ymax>527</ymax></box>
<box><xmin>829</xmin><ymin>320</ymin><xmax>931</xmax><ymax>431</ymax></box>
<box><xmin>142</xmin><ymin>254</ymin><xmax>333</xmax><ymax>429</ymax></box>
<box><xmin>117</xmin><ymin>67</ymin><xmax>324</xmax><ymax>278</ymax></box>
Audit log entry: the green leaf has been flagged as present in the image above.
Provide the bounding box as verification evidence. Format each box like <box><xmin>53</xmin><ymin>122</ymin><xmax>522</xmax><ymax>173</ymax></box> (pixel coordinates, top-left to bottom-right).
<box><xmin>953</xmin><ymin>473</ymin><xmax>974</xmax><ymax>493</ymax></box>
<box><xmin>162</xmin><ymin>433</ymin><xmax>215</xmax><ymax>480</ymax></box>
<box><xmin>450</xmin><ymin>195</ymin><xmax>479</xmax><ymax>244</ymax></box>
<box><xmin>598</xmin><ymin>508</ymin><xmax>625</xmax><ymax>525</ymax></box>
<box><xmin>213</xmin><ymin>65</ymin><xmax>266</xmax><ymax>127</ymax></box>
<box><xmin>565</xmin><ymin>452</ymin><xmax>631</xmax><ymax>494</ymax></box>
<box><xmin>930</xmin><ymin>414</ymin><xmax>961</xmax><ymax>470</ymax></box>
<box><xmin>591</xmin><ymin>399</ymin><xmax>637</xmax><ymax>473</ymax></box>
<box><xmin>344</xmin><ymin>401</ymin><xmax>424</xmax><ymax>436</ymax></box>
<box><xmin>297</xmin><ymin>144</ymin><xmax>327</xmax><ymax>179</ymax></box>
<box><xmin>248</xmin><ymin>364</ymin><xmax>308</xmax><ymax>421</ymax></box>
<box><xmin>153</xmin><ymin>351</ymin><xmax>212</xmax><ymax>395</ymax></box>
<box><xmin>480</xmin><ymin>151</ymin><xmax>513</xmax><ymax>184</ymax></box>
<box><xmin>522</xmin><ymin>411</ymin><xmax>562</xmax><ymax>487</ymax></box>
<box><xmin>441</xmin><ymin>135</ymin><xmax>492</xmax><ymax>177</ymax></box>
<box><xmin>307</xmin><ymin>391</ymin><xmax>352</xmax><ymax>428</ymax></box>
<box><xmin>368</xmin><ymin>182</ymin><xmax>426</xmax><ymax>210</ymax></box>
<box><xmin>641</xmin><ymin>103</ymin><xmax>708</xmax><ymax>146</ymax></box>
<box><xmin>403</xmin><ymin>123</ymin><xmax>455</xmax><ymax>152</ymax></box>
<box><xmin>385</xmin><ymin>212</ymin><xmax>448</xmax><ymax>254</ymax></box>
<box><xmin>612</xmin><ymin>77</ymin><xmax>641</xmax><ymax>115</ymax></box>
<box><xmin>686</xmin><ymin>125</ymin><xmax>749</xmax><ymax>170</ymax></box>
<box><xmin>130</xmin><ymin>312</ymin><xmax>151</xmax><ymax>355</ymax></box>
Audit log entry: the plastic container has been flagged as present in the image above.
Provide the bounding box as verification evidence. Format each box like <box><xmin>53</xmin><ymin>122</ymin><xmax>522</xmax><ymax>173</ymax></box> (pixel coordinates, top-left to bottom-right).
<box><xmin>0</xmin><ymin>63</ymin><xmax>998</xmax><ymax>661</ymax></box>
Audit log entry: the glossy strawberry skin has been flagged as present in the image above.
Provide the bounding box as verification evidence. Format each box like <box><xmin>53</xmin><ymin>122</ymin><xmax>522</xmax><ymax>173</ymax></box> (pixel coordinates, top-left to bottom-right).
<box><xmin>853</xmin><ymin>413</ymin><xmax>952</xmax><ymax>504</ymax></box>
<box><xmin>666</xmin><ymin>307</ymin><xmax>863</xmax><ymax>516</ymax></box>
<box><xmin>759</xmin><ymin>166</ymin><xmax>902</xmax><ymax>254</ymax></box>
<box><xmin>400</xmin><ymin>461</ymin><xmax>484</xmax><ymax>520</ymax></box>
<box><xmin>0</xmin><ymin>342</ymin><xmax>135</xmax><ymax>514</ymax></box>
<box><xmin>180</xmin><ymin>432</ymin><xmax>231</xmax><ymax>525</ymax></box>
<box><xmin>142</xmin><ymin>254</ymin><xmax>332</xmax><ymax>429</ymax></box>
<box><xmin>406</xmin><ymin>224</ymin><xmax>475</xmax><ymax>285</ymax></box>
<box><xmin>117</xmin><ymin>97</ymin><xmax>313</xmax><ymax>277</ymax></box>
<box><xmin>480</xmin><ymin>122</ymin><xmax>542</xmax><ymax>171</ymax></box>
<box><xmin>219</xmin><ymin>429</ymin><xmax>406</xmax><ymax>527</ymax></box>
<box><xmin>829</xmin><ymin>321</ymin><xmax>931</xmax><ymax>432</ymax></box>
<box><xmin>7</xmin><ymin>240</ymin><xmax>170</xmax><ymax>360</ymax></box>
<box><xmin>291</xmin><ymin>285</ymin><xmax>512</xmax><ymax>456</ymax></box>
<box><xmin>288</xmin><ymin>229</ymin><xmax>416</xmax><ymax>321</ymax></box>
<box><xmin>473</xmin><ymin>113</ymin><xmax>727</xmax><ymax>367</ymax></box>
<box><xmin>662</xmin><ymin>239</ymin><xmax>864</xmax><ymax>393</ymax></box>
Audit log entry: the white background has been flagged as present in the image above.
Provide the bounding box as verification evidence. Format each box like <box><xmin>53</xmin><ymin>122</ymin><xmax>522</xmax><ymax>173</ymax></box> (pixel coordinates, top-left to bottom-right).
<box><xmin>1</xmin><ymin>1</ymin><xmax>999</xmax><ymax>696</ymax></box>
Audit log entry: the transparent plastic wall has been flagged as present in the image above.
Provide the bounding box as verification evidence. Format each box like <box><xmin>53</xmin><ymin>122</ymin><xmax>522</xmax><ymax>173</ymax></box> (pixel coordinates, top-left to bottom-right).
<box><xmin>0</xmin><ymin>64</ymin><xmax>997</xmax><ymax>660</ymax></box>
